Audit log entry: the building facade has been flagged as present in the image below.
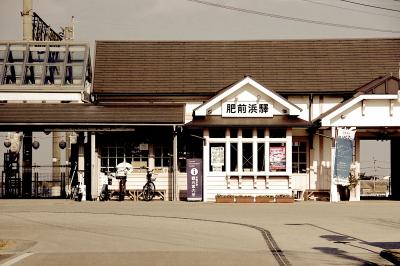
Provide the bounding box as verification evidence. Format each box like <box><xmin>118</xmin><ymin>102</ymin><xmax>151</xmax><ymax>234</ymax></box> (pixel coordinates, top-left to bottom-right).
<box><xmin>1</xmin><ymin>38</ymin><xmax>400</xmax><ymax>201</ymax></box>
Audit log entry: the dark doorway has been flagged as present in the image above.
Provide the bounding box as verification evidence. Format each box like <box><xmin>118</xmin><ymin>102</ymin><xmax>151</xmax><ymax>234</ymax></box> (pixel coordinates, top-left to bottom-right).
<box><xmin>390</xmin><ymin>139</ymin><xmax>400</xmax><ymax>200</ymax></box>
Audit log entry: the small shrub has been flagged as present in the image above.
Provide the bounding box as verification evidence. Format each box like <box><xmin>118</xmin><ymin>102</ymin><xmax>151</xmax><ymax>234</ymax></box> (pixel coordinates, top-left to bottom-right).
<box><xmin>256</xmin><ymin>195</ymin><xmax>274</xmax><ymax>198</ymax></box>
<box><xmin>276</xmin><ymin>194</ymin><xmax>292</xmax><ymax>198</ymax></box>
<box><xmin>215</xmin><ymin>194</ymin><xmax>234</xmax><ymax>198</ymax></box>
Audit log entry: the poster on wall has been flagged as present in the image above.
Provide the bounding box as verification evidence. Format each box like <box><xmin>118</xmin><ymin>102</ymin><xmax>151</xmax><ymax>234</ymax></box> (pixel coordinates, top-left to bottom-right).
<box><xmin>269</xmin><ymin>146</ymin><xmax>286</xmax><ymax>171</ymax></box>
<box><xmin>187</xmin><ymin>159</ymin><xmax>203</xmax><ymax>201</ymax></box>
<box><xmin>211</xmin><ymin>146</ymin><xmax>225</xmax><ymax>167</ymax></box>
<box><xmin>334</xmin><ymin>127</ymin><xmax>356</xmax><ymax>186</ymax></box>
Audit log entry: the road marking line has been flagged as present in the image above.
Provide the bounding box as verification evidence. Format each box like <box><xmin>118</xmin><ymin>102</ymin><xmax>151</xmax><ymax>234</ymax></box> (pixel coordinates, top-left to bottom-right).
<box><xmin>0</xmin><ymin>252</ymin><xmax>33</xmax><ymax>266</ymax></box>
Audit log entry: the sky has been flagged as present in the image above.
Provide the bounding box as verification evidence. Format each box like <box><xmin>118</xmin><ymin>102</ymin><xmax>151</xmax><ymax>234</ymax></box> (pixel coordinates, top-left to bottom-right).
<box><xmin>1</xmin><ymin>0</ymin><xmax>400</xmax><ymax>47</ymax></box>
<box><xmin>0</xmin><ymin>0</ymin><xmax>397</xmax><ymax>176</ymax></box>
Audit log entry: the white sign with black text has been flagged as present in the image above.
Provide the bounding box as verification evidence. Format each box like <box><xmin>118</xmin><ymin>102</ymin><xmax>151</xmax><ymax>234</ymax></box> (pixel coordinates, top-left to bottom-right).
<box><xmin>222</xmin><ymin>101</ymin><xmax>273</xmax><ymax>117</ymax></box>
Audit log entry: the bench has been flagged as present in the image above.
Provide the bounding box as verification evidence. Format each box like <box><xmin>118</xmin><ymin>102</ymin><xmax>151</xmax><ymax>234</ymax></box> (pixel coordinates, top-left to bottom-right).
<box><xmin>304</xmin><ymin>189</ymin><xmax>330</xmax><ymax>201</ymax></box>
<box><xmin>129</xmin><ymin>189</ymin><xmax>166</xmax><ymax>201</ymax></box>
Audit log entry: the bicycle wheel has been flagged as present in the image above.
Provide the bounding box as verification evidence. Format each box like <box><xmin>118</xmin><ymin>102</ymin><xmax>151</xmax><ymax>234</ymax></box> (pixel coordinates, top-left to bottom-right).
<box><xmin>142</xmin><ymin>182</ymin><xmax>155</xmax><ymax>201</ymax></box>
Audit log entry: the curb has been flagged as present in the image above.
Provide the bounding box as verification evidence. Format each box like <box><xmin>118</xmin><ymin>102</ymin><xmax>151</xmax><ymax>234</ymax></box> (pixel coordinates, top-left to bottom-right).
<box><xmin>380</xmin><ymin>249</ymin><xmax>400</xmax><ymax>265</ymax></box>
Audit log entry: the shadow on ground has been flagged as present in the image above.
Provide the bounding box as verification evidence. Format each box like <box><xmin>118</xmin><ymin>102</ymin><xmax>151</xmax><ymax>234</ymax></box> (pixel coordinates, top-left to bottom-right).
<box><xmin>286</xmin><ymin>223</ymin><xmax>400</xmax><ymax>265</ymax></box>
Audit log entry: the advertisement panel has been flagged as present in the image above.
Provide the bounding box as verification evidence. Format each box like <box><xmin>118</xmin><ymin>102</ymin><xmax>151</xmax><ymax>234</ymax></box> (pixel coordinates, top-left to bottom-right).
<box><xmin>187</xmin><ymin>158</ymin><xmax>203</xmax><ymax>201</ymax></box>
<box><xmin>269</xmin><ymin>146</ymin><xmax>286</xmax><ymax>171</ymax></box>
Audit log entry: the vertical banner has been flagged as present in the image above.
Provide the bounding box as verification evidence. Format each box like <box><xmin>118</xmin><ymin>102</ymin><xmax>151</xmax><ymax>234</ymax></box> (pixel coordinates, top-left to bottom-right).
<box><xmin>187</xmin><ymin>158</ymin><xmax>203</xmax><ymax>201</ymax></box>
<box><xmin>334</xmin><ymin>127</ymin><xmax>356</xmax><ymax>185</ymax></box>
<box><xmin>269</xmin><ymin>146</ymin><xmax>286</xmax><ymax>171</ymax></box>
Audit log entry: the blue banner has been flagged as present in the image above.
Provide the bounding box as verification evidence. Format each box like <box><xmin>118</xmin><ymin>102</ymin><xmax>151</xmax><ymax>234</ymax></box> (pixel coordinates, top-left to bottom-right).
<box><xmin>334</xmin><ymin>128</ymin><xmax>356</xmax><ymax>185</ymax></box>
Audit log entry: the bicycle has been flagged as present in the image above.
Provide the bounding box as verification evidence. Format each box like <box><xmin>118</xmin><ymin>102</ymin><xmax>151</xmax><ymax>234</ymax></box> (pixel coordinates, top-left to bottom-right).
<box><xmin>142</xmin><ymin>168</ymin><xmax>156</xmax><ymax>201</ymax></box>
<box><xmin>116</xmin><ymin>167</ymin><xmax>130</xmax><ymax>201</ymax></box>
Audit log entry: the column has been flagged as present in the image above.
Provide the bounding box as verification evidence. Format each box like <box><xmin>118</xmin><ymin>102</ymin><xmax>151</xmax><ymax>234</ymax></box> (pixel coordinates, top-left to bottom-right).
<box><xmin>78</xmin><ymin>132</ymin><xmax>86</xmax><ymax>200</ymax></box>
<box><xmin>264</xmin><ymin>128</ymin><xmax>270</xmax><ymax>189</ymax></box>
<box><xmin>225</xmin><ymin>129</ymin><xmax>231</xmax><ymax>185</ymax></box>
<box><xmin>252</xmin><ymin>128</ymin><xmax>258</xmax><ymax>188</ymax></box>
<box><xmin>90</xmin><ymin>132</ymin><xmax>97</xmax><ymax>200</ymax></box>
<box><xmin>22</xmin><ymin>131</ymin><xmax>32</xmax><ymax>197</ymax></box>
<box><xmin>203</xmin><ymin>128</ymin><xmax>209</xmax><ymax>202</ymax></box>
<box><xmin>330</xmin><ymin>127</ymin><xmax>339</xmax><ymax>202</ymax></box>
<box><xmin>286</xmin><ymin>129</ymin><xmax>292</xmax><ymax>189</ymax></box>
<box><xmin>172</xmin><ymin>125</ymin><xmax>178</xmax><ymax>201</ymax></box>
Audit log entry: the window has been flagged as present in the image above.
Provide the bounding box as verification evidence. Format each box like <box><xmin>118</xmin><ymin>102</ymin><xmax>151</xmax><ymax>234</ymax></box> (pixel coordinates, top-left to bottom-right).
<box><xmin>242</xmin><ymin>128</ymin><xmax>253</xmax><ymax>138</ymax></box>
<box><xmin>3</xmin><ymin>64</ymin><xmax>23</xmax><ymax>84</ymax></box>
<box><xmin>155</xmin><ymin>146</ymin><xmax>170</xmax><ymax>168</ymax></box>
<box><xmin>100</xmin><ymin>145</ymin><xmax>149</xmax><ymax>173</ymax></box>
<box><xmin>0</xmin><ymin>43</ymin><xmax>91</xmax><ymax>85</ymax></box>
<box><xmin>242</xmin><ymin>143</ymin><xmax>253</xmax><ymax>171</ymax></box>
<box><xmin>65</xmin><ymin>46</ymin><xmax>85</xmax><ymax>85</ymax></box>
<box><xmin>292</xmin><ymin>141</ymin><xmax>307</xmax><ymax>174</ymax></box>
<box><xmin>24</xmin><ymin>65</ymin><xmax>43</xmax><ymax>84</ymax></box>
<box><xmin>270</xmin><ymin>128</ymin><xmax>286</xmax><ymax>138</ymax></box>
<box><xmin>230</xmin><ymin>143</ymin><xmax>238</xmax><ymax>172</ymax></box>
<box><xmin>209</xmin><ymin>128</ymin><xmax>225</xmax><ymax>138</ymax></box>
<box><xmin>129</xmin><ymin>146</ymin><xmax>149</xmax><ymax>168</ymax></box>
<box><xmin>257</xmin><ymin>143</ymin><xmax>265</xmax><ymax>171</ymax></box>
<box><xmin>45</xmin><ymin>65</ymin><xmax>63</xmax><ymax>85</ymax></box>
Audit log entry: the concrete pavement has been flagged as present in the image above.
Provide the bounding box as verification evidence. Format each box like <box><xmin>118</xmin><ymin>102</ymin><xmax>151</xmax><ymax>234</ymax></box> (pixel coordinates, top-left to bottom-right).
<box><xmin>0</xmin><ymin>200</ymin><xmax>399</xmax><ymax>265</ymax></box>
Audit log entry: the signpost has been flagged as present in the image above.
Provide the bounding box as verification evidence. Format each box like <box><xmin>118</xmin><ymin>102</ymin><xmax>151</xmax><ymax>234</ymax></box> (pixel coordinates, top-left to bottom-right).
<box><xmin>187</xmin><ymin>159</ymin><xmax>203</xmax><ymax>201</ymax></box>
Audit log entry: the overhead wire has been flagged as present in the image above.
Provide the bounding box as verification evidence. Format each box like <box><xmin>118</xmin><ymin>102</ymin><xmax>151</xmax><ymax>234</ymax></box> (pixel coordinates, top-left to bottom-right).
<box><xmin>299</xmin><ymin>0</ymin><xmax>400</xmax><ymax>19</ymax></box>
<box><xmin>186</xmin><ymin>0</ymin><xmax>400</xmax><ymax>34</ymax></box>
<box><xmin>337</xmin><ymin>0</ymin><xmax>400</xmax><ymax>13</ymax></box>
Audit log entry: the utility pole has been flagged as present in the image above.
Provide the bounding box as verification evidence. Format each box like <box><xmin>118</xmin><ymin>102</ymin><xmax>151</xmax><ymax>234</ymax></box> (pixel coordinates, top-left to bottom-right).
<box><xmin>373</xmin><ymin>157</ymin><xmax>377</xmax><ymax>194</ymax></box>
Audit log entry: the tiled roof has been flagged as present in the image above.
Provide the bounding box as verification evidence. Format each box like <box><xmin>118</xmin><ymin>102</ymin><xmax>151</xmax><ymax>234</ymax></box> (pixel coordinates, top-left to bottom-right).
<box><xmin>0</xmin><ymin>103</ymin><xmax>184</xmax><ymax>130</ymax></box>
<box><xmin>93</xmin><ymin>38</ymin><xmax>400</xmax><ymax>97</ymax></box>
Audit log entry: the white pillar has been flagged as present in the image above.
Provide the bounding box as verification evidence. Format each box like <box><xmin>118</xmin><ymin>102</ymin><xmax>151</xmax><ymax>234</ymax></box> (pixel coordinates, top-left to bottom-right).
<box><xmin>252</xmin><ymin>128</ymin><xmax>258</xmax><ymax>173</ymax></box>
<box><xmin>78</xmin><ymin>133</ymin><xmax>85</xmax><ymax>201</ymax></box>
<box><xmin>90</xmin><ymin>132</ymin><xmax>97</xmax><ymax>200</ymax></box>
<box><xmin>203</xmin><ymin>128</ymin><xmax>209</xmax><ymax>202</ymax></box>
<box><xmin>148</xmin><ymin>144</ymin><xmax>155</xmax><ymax>170</ymax></box>
<box><xmin>172</xmin><ymin>125</ymin><xmax>178</xmax><ymax>201</ymax></box>
<box><xmin>286</xmin><ymin>129</ymin><xmax>293</xmax><ymax>189</ymax></box>
<box><xmin>225</xmin><ymin>129</ymin><xmax>231</xmax><ymax>175</ymax></box>
<box><xmin>237</xmin><ymin>128</ymin><xmax>243</xmax><ymax>173</ymax></box>
<box><xmin>330</xmin><ymin>127</ymin><xmax>339</xmax><ymax>202</ymax></box>
<box><xmin>265</xmin><ymin>128</ymin><xmax>270</xmax><ymax>188</ymax></box>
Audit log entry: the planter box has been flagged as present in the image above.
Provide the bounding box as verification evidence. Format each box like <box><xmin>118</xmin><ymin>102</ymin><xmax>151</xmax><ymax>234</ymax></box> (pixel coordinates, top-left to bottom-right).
<box><xmin>235</xmin><ymin>196</ymin><xmax>254</xmax><ymax>203</ymax></box>
<box><xmin>255</xmin><ymin>197</ymin><xmax>275</xmax><ymax>203</ymax></box>
<box><xmin>276</xmin><ymin>197</ymin><xmax>294</xmax><ymax>203</ymax></box>
<box><xmin>215</xmin><ymin>197</ymin><xmax>235</xmax><ymax>203</ymax></box>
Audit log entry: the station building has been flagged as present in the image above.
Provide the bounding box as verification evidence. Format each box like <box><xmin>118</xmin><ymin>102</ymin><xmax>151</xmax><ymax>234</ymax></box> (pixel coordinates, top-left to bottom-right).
<box><xmin>0</xmin><ymin>38</ymin><xmax>399</xmax><ymax>201</ymax></box>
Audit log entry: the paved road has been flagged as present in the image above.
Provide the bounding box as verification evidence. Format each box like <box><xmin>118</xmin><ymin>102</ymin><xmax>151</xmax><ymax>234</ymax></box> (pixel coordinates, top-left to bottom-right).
<box><xmin>0</xmin><ymin>200</ymin><xmax>399</xmax><ymax>265</ymax></box>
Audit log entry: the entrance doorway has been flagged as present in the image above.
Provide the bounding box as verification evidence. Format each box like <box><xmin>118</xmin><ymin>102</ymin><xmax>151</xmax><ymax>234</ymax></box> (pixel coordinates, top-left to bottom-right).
<box><xmin>360</xmin><ymin>140</ymin><xmax>391</xmax><ymax>199</ymax></box>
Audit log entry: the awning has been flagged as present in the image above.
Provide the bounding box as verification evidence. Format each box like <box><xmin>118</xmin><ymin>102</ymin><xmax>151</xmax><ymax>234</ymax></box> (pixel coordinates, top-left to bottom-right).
<box><xmin>0</xmin><ymin>103</ymin><xmax>185</xmax><ymax>130</ymax></box>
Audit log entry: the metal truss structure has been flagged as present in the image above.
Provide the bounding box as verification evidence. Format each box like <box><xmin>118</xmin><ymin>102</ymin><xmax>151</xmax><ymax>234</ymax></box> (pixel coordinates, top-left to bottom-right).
<box><xmin>32</xmin><ymin>12</ymin><xmax>62</xmax><ymax>41</ymax></box>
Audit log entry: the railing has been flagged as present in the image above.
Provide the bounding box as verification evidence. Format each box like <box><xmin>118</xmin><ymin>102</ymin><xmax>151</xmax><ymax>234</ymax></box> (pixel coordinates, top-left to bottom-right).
<box><xmin>0</xmin><ymin>165</ymin><xmax>69</xmax><ymax>198</ymax></box>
